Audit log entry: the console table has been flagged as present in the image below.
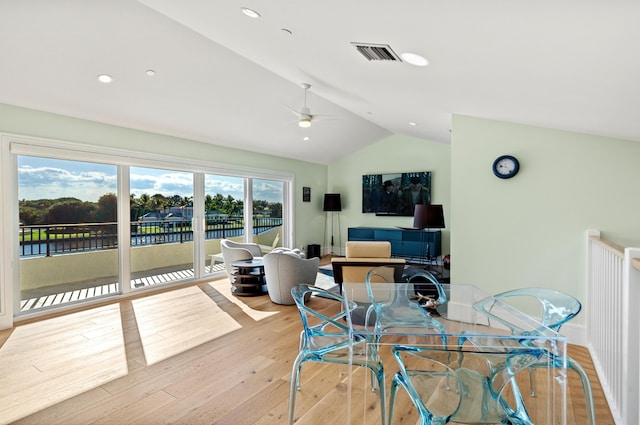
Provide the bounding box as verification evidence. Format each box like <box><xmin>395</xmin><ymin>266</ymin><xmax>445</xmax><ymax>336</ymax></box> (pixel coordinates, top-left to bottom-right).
<box><xmin>348</xmin><ymin>226</ymin><xmax>441</xmax><ymax>262</ymax></box>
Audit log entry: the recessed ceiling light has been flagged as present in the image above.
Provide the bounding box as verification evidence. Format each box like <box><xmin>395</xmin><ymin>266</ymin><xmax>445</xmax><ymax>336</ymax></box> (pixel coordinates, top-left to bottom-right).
<box><xmin>303</xmin><ymin>136</ymin><xmax>310</xmax><ymax>141</ymax></box>
<box><xmin>97</xmin><ymin>74</ymin><xmax>113</xmax><ymax>83</ymax></box>
<box><xmin>241</xmin><ymin>7</ymin><xmax>260</xmax><ymax>18</ymax></box>
<box><xmin>401</xmin><ymin>52</ymin><xmax>429</xmax><ymax>67</ymax></box>
<box><xmin>145</xmin><ymin>69</ymin><xmax>156</xmax><ymax>77</ymax></box>
<box><xmin>409</xmin><ymin>122</ymin><xmax>417</xmax><ymax>126</ymax></box>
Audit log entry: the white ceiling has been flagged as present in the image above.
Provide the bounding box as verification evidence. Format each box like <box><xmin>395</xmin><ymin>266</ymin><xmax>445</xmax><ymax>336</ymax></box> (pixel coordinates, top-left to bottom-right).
<box><xmin>1</xmin><ymin>0</ymin><xmax>638</xmax><ymax>165</ymax></box>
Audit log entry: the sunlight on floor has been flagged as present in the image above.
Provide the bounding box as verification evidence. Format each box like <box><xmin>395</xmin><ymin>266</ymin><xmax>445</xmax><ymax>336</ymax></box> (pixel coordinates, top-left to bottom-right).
<box><xmin>0</xmin><ymin>304</ymin><xmax>128</xmax><ymax>423</ymax></box>
<box><xmin>131</xmin><ymin>286</ymin><xmax>243</xmax><ymax>365</ymax></box>
<box><xmin>207</xmin><ymin>280</ymin><xmax>279</xmax><ymax>321</ymax></box>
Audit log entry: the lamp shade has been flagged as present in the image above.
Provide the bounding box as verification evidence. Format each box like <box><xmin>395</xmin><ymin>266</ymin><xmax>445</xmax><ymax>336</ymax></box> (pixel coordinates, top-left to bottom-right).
<box><xmin>413</xmin><ymin>204</ymin><xmax>445</xmax><ymax>229</ymax></box>
<box><xmin>323</xmin><ymin>193</ymin><xmax>342</xmax><ymax>211</ymax></box>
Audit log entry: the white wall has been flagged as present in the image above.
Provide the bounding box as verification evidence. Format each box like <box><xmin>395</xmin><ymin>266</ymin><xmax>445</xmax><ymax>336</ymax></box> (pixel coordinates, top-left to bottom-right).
<box><xmin>451</xmin><ymin>114</ymin><xmax>640</xmax><ymax>327</ymax></box>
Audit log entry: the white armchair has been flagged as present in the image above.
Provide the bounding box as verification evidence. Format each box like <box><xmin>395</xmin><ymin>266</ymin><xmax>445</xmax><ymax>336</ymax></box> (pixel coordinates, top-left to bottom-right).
<box><xmin>220</xmin><ymin>239</ymin><xmax>263</xmax><ymax>281</ymax></box>
<box><xmin>263</xmin><ymin>251</ymin><xmax>319</xmax><ymax>305</ymax></box>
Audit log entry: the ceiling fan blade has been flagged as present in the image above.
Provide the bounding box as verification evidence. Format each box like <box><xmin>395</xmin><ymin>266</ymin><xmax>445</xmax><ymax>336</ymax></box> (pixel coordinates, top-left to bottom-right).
<box><xmin>284</xmin><ymin>104</ymin><xmax>303</xmax><ymax>118</ymax></box>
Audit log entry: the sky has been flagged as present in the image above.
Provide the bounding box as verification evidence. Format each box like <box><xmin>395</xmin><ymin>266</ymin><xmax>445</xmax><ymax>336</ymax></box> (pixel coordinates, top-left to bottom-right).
<box><xmin>17</xmin><ymin>156</ymin><xmax>283</xmax><ymax>203</ymax></box>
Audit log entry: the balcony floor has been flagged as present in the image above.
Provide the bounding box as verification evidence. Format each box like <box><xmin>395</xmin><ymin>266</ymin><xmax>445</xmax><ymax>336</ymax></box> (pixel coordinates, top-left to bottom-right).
<box><xmin>19</xmin><ymin>263</ymin><xmax>227</xmax><ymax>313</ymax></box>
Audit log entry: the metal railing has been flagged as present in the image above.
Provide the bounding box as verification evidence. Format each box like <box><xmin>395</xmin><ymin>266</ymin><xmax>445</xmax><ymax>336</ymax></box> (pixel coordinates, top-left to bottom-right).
<box><xmin>19</xmin><ymin>217</ymin><xmax>282</xmax><ymax>257</ymax></box>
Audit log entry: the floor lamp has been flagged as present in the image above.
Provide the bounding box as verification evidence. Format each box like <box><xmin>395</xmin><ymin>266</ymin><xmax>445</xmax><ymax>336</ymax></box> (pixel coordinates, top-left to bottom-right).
<box><xmin>413</xmin><ymin>204</ymin><xmax>445</xmax><ymax>269</ymax></box>
<box><xmin>323</xmin><ymin>193</ymin><xmax>342</xmax><ymax>256</ymax></box>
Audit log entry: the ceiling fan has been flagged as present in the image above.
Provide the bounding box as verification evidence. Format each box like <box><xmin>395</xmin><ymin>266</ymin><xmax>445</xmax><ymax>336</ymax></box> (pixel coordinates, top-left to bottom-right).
<box><xmin>285</xmin><ymin>83</ymin><xmax>323</xmax><ymax>128</ymax></box>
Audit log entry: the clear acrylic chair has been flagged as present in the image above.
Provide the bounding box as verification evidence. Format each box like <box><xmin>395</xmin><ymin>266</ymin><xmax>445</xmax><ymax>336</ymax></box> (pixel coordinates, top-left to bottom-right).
<box><xmin>388</xmin><ymin>344</ymin><xmax>545</xmax><ymax>425</ymax></box>
<box><xmin>364</xmin><ymin>266</ymin><xmax>448</xmax><ymax>336</ymax></box>
<box><xmin>474</xmin><ymin>287</ymin><xmax>595</xmax><ymax>425</ymax></box>
<box><xmin>288</xmin><ymin>283</ymin><xmax>386</xmax><ymax>425</ymax></box>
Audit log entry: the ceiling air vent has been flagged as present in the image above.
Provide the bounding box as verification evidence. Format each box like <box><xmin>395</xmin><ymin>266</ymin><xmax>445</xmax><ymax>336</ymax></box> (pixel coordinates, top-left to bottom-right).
<box><xmin>351</xmin><ymin>42</ymin><xmax>402</xmax><ymax>62</ymax></box>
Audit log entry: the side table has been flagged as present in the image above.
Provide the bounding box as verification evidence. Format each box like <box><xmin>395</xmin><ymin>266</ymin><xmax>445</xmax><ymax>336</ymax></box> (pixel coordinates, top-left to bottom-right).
<box><xmin>230</xmin><ymin>259</ymin><xmax>266</xmax><ymax>296</ymax></box>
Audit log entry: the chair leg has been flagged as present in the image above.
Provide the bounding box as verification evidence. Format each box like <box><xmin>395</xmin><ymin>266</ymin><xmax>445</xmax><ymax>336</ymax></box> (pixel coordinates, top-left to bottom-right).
<box><xmin>528</xmin><ymin>368</ymin><xmax>536</xmax><ymax>396</ymax></box>
<box><xmin>288</xmin><ymin>354</ymin><xmax>304</xmax><ymax>425</ymax></box>
<box><xmin>388</xmin><ymin>374</ymin><xmax>400</xmax><ymax>425</ymax></box>
<box><xmin>368</xmin><ymin>363</ymin><xmax>386</xmax><ymax>425</ymax></box>
<box><xmin>527</xmin><ymin>357</ymin><xmax>595</xmax><ymax>425</ymax></box>
<box><xmin>568</xmin><ymin>357</ymin><xmax>596</xmax><ymax>425</ymax></box>
<box><xmin>501</xmin><ymin>377</ymin><xmax>535</xmax><ymax>424</ymax></box>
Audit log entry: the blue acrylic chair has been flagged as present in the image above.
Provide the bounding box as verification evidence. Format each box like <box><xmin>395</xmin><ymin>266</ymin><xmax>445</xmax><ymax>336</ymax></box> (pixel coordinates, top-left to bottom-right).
<box><xmin>473</xmin><ymin>287</ymin><xmax>595</xmax><ymax>425</ymax></box>
<box><xmin>388</xmin><ymin>344</ymin><xmax>545</xmax><ymax>425</ymax></box>
<box><xmin>288</xmin><ymin>283</ymin><xmax>386</xmax><ymax>425</ymax></box>
<box><xmin>364</xmin><ymin>266</ymin><xmax>448</xmax><ymax>336</ymax></box>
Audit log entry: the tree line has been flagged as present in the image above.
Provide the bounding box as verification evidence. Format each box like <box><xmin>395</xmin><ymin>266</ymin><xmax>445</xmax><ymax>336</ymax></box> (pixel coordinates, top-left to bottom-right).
<box><xmin>19</xmin><ymin>193</ymin><xmax>282</xmax><ymax>225</ymax></box>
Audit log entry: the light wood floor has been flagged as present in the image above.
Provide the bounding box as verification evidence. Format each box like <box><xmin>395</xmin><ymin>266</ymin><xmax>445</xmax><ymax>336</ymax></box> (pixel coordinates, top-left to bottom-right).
<box><xmin>0</xmin><ymin>275</ymin><xmax>615</xmax><ymax>424</ymax></box>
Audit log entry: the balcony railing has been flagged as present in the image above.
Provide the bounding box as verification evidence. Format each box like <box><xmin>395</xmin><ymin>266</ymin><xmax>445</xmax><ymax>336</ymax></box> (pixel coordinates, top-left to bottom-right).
<box><xmin>19</xmin><ymin>217</ymin><xmax>283</xmax><ymax>257</ymax></box>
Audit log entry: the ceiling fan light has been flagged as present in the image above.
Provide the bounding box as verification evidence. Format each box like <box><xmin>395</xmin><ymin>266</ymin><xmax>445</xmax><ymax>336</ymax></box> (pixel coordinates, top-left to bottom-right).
<box><xmin>298</xmin><ymin>118</ymin><xmax>311</xmax><ymax>128</ymax></box>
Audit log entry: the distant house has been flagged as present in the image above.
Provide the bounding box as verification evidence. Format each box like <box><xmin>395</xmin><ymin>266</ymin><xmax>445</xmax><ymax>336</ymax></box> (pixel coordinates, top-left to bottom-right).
<box><xmin>206</xmin><ymin>210</ymin><xmax>229</xmax><ymax>224</ymax></box>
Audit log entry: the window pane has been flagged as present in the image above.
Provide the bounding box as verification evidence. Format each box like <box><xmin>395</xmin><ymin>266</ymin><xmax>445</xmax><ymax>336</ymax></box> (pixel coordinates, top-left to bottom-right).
<box><xmin>252</xmin><ymin>179</ymin><xmax>283</xmax><ymax>251</ymax></box>
<box><xmin>18</xmin><ymin>156</ymin><xmax>118</xmax><ymax>313</ymax></box>
<box><xmin>130</xmin><ymin>167</ymin><xmax>193</xmax><ymax>289</ymax></box>
<box><xmin>204</xmin><ymin>174</ymin><xmax>244</xmax><ymax>274</ymax></box>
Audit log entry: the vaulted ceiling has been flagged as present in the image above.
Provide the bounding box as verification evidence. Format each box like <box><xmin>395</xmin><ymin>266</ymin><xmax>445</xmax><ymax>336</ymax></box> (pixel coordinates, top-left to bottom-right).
<box><xmin>1</xmin><ymin>0</ymin><xmax>638</xmax><ymax>164</ymax></box>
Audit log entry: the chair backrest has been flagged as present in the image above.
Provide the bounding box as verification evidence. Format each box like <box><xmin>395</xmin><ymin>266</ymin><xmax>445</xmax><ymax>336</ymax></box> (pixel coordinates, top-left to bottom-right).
<box><xmin>494</xmin><ymin>287</ymin><xmax>581</xmax><ymax>332</ymax></box>
<box><xmin>364</xmin><ymin>266</ymin><xmax>447</xmax><ymax>333</ymax></box>
<box><xmin>291</xmin><ymin>284</ymin><xmax>351</xmax><ymax>350</ymax></box>
<box><xmin>220</xmin><ymin>239</ymin><xmax>263</xmax><ymax>279</ymax></box>
<box><xmin>401</xmin><ymin>266</ymin><xmax>448</xmax><ymax>306</ymax></box>
<box><xmin>391</xmin><ymin>344</ymin><xmax>545</xmax><ymax>424</ymax></box>
<box><xmin>332</xmin><ymin>241</ymin><xmax>405</xmax><ymax>287</ymax></box>
<box><xmin>221</xmin><ymin>239</ymin><xmax>263</xmax><ymax>257</ymax></box>
<box><xmin>264</xmin><ymin>252</ymin><xmax>319</xmax><ymax>305</ymax></box>
<box><xmin>345</xmin><ymin>241</ymin><xmax>391</xmax><ymax>258</ymax></box>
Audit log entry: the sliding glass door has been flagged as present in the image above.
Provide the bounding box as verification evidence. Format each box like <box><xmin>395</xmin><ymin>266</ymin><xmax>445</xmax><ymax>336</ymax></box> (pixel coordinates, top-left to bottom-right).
<box><xmin>130</xmin><ymin>166</ymin><xmax>194</xmax><ymax>289</ymax></box>
<box><xmin>17</xmin><ymin>156</ymin><xmax>119</xmax><ymax>311</ymax></box>
<box><xmin>203</xmin><ymin>174</ymin><xmax>244</xmax><ymax>275</ymax></box>
<box><xmin>251</xmin><ymin>178</ymin><xmax>284</xmax><ymax>251</ymax></box>
<box><xmin>7</xmin><ymin>135</ymin><xmax>294</xmax><ymax>319</ymax></box>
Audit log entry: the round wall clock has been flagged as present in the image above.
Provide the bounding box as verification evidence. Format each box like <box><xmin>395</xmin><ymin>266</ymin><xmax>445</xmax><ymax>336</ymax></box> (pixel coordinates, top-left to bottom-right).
<box><xmin>492</xmin><ymin>155</ymin><xmax>520</xmax><ymax>179</ymax></box>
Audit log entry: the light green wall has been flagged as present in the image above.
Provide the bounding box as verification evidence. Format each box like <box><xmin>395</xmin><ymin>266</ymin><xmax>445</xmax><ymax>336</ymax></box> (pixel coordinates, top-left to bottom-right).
<box><xmin>451</xmin><ymin>114</ymin><xmax>640</xmax><ymax>322</ymax></box>
<box><xmin>0</xmin><ymin>103</ymin><xmax>327</xmax><ymax>250</ymax></box>
<box><xmin>327</xmin><ymin>134</ymin><xmax>452</xmax><ymax>256</ymax></box>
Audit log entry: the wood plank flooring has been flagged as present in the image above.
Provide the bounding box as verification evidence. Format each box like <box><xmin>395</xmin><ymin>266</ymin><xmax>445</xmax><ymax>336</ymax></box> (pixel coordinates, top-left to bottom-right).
<box><xmin>1</xmin><ymin>274</ymin><xmax>615</xmax><ymax>424</ymax></box>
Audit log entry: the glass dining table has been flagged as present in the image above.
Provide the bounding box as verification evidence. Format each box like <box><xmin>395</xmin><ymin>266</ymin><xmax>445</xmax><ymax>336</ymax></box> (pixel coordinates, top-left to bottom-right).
<box><xmin>341</xmin><ymin>282</ymin><xmax>568</xmax><ymax>425</ymax></box>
